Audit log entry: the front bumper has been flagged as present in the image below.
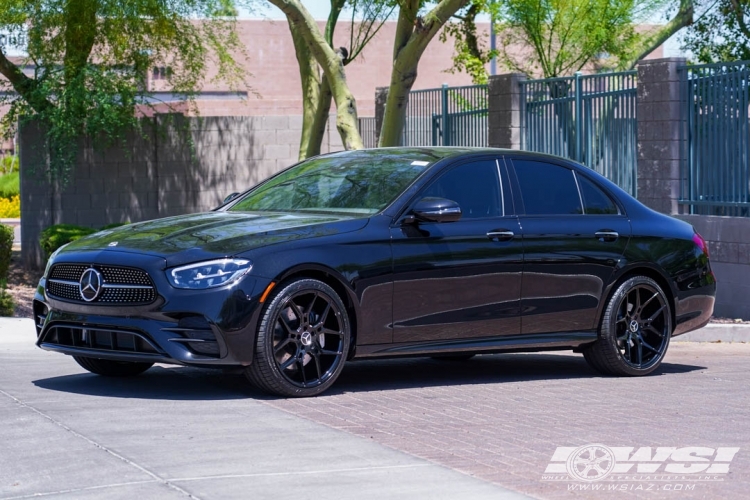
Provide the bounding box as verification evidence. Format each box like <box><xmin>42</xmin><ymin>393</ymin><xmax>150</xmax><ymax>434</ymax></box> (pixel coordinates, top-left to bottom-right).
<box><xmin>34</xmin><ymin>253</ymin><xmax>273</xmax><ymax>367</ymax></box>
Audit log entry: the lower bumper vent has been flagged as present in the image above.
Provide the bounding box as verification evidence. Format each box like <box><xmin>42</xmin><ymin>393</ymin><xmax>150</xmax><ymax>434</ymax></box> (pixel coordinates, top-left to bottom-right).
<box><xmin>40</xmin><ymin>325</ymin><xmax>160</xmax><ymax>354</ymax></box>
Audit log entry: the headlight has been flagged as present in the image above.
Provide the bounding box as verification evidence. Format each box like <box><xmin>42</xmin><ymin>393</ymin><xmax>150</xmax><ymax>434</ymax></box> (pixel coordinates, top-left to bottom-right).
<box><xmin>167</xmin><ymin>259</ymin><xmax>252</xmax><ymax>289</ymax></box>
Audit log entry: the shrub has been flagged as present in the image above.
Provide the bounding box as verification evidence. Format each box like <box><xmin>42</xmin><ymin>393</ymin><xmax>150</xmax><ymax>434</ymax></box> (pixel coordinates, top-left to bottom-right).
<box><xmin>0</xmin><ymin>172</ymin><xmax>20</xmax><ymax>200</ymax></box>
<box><xmin>0</xmin><ymin>155</ymin><xmax>18</xmax><ymax>175</ymax></box>
<box><xmin>0</xmin><ymin>225</ymin><xmax>12</xmax><ymax>280</ymax></box>
<box><xmin>0</xmin><ymin>280</ymin><xmax>14</xmax><ymax>317</ymax></box>
<box><xmin>0</xmin><ymin>196</ymin><xmax>20</xmax><ymax>218</ymax></box>
<box><xmin>39</xmin><ymin>224</ymin><xmax>97</xmax><ymax>260</ymax></box>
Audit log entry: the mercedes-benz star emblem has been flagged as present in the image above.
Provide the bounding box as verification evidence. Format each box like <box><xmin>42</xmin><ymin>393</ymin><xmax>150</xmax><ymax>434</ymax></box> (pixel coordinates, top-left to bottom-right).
<box><xmin>629</xmin><ymin>320</ymin><xmax>639</xmax><ymax>333</ymax></box>
<box><xmin>79</xmin><ymin>268</ymin><xmax>103</xmax><ymax>302</ymax></box>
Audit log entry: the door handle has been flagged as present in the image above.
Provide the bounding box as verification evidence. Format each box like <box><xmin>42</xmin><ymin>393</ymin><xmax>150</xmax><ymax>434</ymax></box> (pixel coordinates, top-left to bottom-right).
<box><xmin>487</xmin><ymin>230</ymin><xmax>515</xmax><ymax>241</ymax></box>
<box><xmin>595</xmin><ymin>230</ymin><xmax>619</xmax><ymax>242</ymax></box>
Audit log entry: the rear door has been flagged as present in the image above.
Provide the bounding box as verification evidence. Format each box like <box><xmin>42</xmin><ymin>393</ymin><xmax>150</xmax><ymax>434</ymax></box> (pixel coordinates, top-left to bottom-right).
<box><xmin>508</xmin><ymin>158</ymin><xmax>631</xmax><ymax>334</ymax></box>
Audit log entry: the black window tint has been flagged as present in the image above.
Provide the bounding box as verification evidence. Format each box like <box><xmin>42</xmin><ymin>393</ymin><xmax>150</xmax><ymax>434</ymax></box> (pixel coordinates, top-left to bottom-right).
<box><xmin>578</xmin><ymin>175</ymin><xmax>618</xmax><ymax>214</ymax></box>
<box><xmin>513</xmin><ymin>160</ymin><xmax>582</xmax><ymax>215</ymax></box>
<box><xmin>421</xmin><ymin>161</ymin><xmax>502</xmax><ymax>219</ymax></box>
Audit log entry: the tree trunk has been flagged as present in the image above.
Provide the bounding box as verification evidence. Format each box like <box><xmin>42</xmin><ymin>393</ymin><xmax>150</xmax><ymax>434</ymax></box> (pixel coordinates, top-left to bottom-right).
<box><xmin>288</xmin><ymin>21</ymin><xmax>321</xmax><ymax>160</ymax></box>
<box><xmin>270</xmin><ymin>0</ymin><xmax>363</xmax><ymax>150</ymax></box>
<box><xmin>378</xmin><ymin>0</ymin><xmax>468</xmax><ymax>146</ymax></box>
<box><xmin>306</xmin><ymin>78</ymin><xmax>332</xmax><ymax>158</ymax></box>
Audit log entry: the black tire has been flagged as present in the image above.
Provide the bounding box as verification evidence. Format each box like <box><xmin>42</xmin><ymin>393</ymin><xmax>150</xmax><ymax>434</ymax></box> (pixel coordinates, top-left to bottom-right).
<box><xmin>246</xmin><ymin>279</ymin><xmax>351</xmax><ymax>397</ymax></box>
<box><xmin>430</xmin><ymin>354</ymin><xmax>476</xmax><ymax>361</ymax></box>
<box><xmin>584</xmin><ymin>276</ymin><xmax>672</xmax><ymax>376</ymax></box>
<box><xmin>73</xmin><ymin>356</ymin><xmax>153</xmax><ymax>377</ymax></box>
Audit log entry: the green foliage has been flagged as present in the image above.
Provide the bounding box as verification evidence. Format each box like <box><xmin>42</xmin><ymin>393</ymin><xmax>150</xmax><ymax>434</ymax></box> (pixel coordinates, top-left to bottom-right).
<box><xmin>0</xmin><ymin>155</ymin><xmax>18</xmax><ymax>175</ymax></box>
<box><xmin>0</xmin><ymin>0</ymin><xmax>247</xmax><ymax>183</ymax></box>
<box><xmin>0</xmin><ymin>224</ymin><xmax>13</xmax><ymax>279</ymax></box>
<box><xmin>39</xmin><ymin>224</ymin><xmax>97</xmax><ymax>260</ymax></box>
<box><xmin>0</xmin><ymin>172</ymin><xmax>19</xmax><ymax>200</ymax></box>
<box><xmin>0</xmin><ymin>280</ymin><xmax>14</xmax><ymax>317</ymax></box>
<box><xmin>682</xmin><ymin>0</ymin><xmax>750</xmax><ymax>62</ymax></box>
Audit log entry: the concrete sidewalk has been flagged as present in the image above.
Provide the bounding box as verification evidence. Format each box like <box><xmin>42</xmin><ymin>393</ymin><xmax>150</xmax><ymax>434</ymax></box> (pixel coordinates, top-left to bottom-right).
<box><xmin>0</xmin><ymin>318</ymin><xmax>530</xmax><ymax>500</ymax></box>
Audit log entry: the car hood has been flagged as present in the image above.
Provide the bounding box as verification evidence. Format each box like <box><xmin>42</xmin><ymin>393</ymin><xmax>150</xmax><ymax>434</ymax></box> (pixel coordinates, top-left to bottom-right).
<box><xmin>58</xmin><ymin>211</ymin><xmax>370</xmax><ymax>266</ymax></box>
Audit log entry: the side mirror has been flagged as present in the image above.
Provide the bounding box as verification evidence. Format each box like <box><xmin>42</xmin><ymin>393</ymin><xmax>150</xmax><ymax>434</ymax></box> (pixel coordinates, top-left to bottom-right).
<box><xmin>410</xmin><ymin>197</ymin><xmax>462</xmax><ymax>223</ymax></box>
<box><xmin>223</xmin><ymin>192</ymin><xmax>240</xmax><ymax>204</ymax></box>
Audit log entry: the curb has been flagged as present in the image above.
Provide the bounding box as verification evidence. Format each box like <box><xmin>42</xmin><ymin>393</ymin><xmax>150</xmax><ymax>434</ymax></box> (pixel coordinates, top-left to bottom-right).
<box><xmin>673</xmin><ymin>323</ymin><xmax>750</xmax><ymax>343</ymax></box>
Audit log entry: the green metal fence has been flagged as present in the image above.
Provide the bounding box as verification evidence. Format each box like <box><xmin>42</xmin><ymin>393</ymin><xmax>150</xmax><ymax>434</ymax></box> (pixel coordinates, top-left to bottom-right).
<box><xmin>358</xmin><ymin>117</ymin><xmax>377</xmax><ymax>148</ymax></box>
<box><xmin>403</xmin><ymin>84</ymin><xmax>488</xmax><ymax>147</ymax></box>
<box><xmin>520</xmin><ymin>71</ymin><xmax>638</xmax><ymax>196</ymax></box>
<box><xmin>680</xmin><ymin>61</ymin><xmax>750</xmax><ymax>216</ymax></box>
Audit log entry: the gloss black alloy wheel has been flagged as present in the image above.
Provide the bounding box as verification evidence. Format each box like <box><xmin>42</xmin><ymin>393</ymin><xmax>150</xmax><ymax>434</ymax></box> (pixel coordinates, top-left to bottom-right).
<box><xmin>73</xmin><ymin>356</ymin><xmax>153</xmax><ymax>377</ymax></box>
<box><xmin>583</xmin><ymin>276</ymin><xmax>671</xmax><ymax>376</ymax></box>
<box><xmin>246</xmin><ymin>279</ymin><xmax>350</xmax><ymax>397</ymax></box>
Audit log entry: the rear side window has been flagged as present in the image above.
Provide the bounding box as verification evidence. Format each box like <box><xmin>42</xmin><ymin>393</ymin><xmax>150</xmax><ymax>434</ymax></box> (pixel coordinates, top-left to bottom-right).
<box><xmin>578</xmin><ymin>175</ymin><xmax>619</xmax><ymax>215</ymax></box>
<box><xmin>513</xmin><ymin>160</ymin><xmax>582</xmax><ymax>215</ymax></box>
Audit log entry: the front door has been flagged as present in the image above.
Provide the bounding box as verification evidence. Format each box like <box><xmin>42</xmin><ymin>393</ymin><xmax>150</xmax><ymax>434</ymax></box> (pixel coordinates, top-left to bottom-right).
<box><xmin>390</xmin><ymin>158</ymin><xmax>524</xmax><ymax>343</ymax></box>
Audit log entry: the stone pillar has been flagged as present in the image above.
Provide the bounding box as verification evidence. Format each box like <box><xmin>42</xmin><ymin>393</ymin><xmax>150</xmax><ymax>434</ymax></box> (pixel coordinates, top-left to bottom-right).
<box><xmin>374</xmin><ymin>87</ymin><xmax>388</xmax><ymax>146</ymax></box>
<box><xmin>488</xmin><ymin>73</ymin><xmax>526</xmax><ymax>149</ymax></box>
<box><xmin>636</xmin><ymin>57</ymin><xmax>686</xmax><ymax>214</ymax></box>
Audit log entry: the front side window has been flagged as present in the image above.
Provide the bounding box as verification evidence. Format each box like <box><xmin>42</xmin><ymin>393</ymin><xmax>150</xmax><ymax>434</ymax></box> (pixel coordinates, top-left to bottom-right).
<box><xmin>420</xmin><ymin>160</ymin><xmax>502</xmax><ymax>219</ymax></box>
<box><xmin>513</xmin><ymin>160</ymin><xmax>582</xmax><ymax>215</ymax></box>
<box><xmin>229</xmin><ymin>150</ymin><xmax>452</xmax><ymax>214</ymax></box>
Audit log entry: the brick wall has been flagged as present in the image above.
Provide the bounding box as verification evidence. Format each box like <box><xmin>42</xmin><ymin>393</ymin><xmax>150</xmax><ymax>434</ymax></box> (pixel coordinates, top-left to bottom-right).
<box><xmin>20</xmin><ymin>114</ymin><xmax>344</xmax><ymax>269</ymax></box>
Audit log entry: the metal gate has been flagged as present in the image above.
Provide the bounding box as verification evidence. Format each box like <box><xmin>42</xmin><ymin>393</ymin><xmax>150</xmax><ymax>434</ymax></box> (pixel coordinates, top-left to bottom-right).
<box><xmin>520</xmin><ymin>71</ymin><xmax>638</xmax><ymax>196</ymax></box>
<box><xmin>403</xmin><ymin>84</ymin><xmax>488</xmax><ymax>147</ymax></box>
<box><xmin>680</xmin><ymin>61</ymin><xmax>750</xmax><ymax>216</ymax></box>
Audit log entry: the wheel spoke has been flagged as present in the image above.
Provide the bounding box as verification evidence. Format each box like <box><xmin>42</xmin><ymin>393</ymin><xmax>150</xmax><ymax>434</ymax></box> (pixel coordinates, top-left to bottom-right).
<box><xmin>322</xmin><ymin>327</ymin><xmax>344</xmax><ymax>337</ymax></box>
<box><xmin>274</xmin><ymin>337</ymin><xmax>294</xmax><ymax>355</ymax></box>
<box><xmin>634</xmin><ymin>288</ymin><xmax>642</xmax><ymax>315</ymax></box>
<box><xmin>300</xmin><ymin>359</ymin><xmax>307</xmax><ymax>386</ymax></box>
<box><xmin>277</xmin><ymin>316</ymin><xmax>295</xmax><ymax>335</ymax></box>
<box><xmin>314</xmin><ymin>302</ymin><xmax>332</xmax><ymax>328</ymax></box>
<box><xmin>641</xmin><ymin>292</ymin><xmax>659</xmax><ymax>311</ymax></box>
<box><xmin>647</xmin><ymin>304</ymin><xmax>667</xmax><ymax>323</ymax></box>
<box><xmin>635</xmin><ymin>338</ymin><xmax>643</xmax><ymax>365</ymax></box>
<box><xmin>640</xmin><ymin>338</ymin><xmax>660</xmax><ymax>354</ymax></box>
<box><xmin>320</xmin><ymin>348</ymin><xmax>343</xmax><ymax>355</ymax></box>
<box><xmin>645</xmin><ymin>325</ymin><xmax>664</xmax><ymax>337</ymax></box>
<box><xmin>288</xmin><ymin>300</ymin><xmax>305</xmax><ymax>323</ymax></box>
<box><xmin>304</xmin><ymin>292</ymin><xmax>319</xmax><ymax>316</ymax></box>
<box><xmin>312</xmin><ymin>352</ymin><xmax>323</xmax><ymax>380</ymax></box>
<box><xmin>279</xmin><ymin>356</ymin><xmax>298</xmax><ymax>371</ymax></box>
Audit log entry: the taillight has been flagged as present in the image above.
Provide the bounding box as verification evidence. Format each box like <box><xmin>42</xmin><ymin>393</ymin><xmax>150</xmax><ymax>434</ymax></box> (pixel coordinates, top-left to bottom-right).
<box><xmin>693</xmin><ymin>232</ymin><xmax>710</xmax><ymax>258</ymax></box>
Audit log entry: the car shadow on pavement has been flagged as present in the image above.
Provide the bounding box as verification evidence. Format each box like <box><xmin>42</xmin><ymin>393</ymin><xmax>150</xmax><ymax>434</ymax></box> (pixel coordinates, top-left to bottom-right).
<box><xmin>325</xmin><ymin>352</ymin><xmax>706</xmax><ymax>395</ymax></box>
<box><xmin>32</xmin><ymin>353</ymin><xmax>705</xmax><ymax>400</ymax></box>
<box><xmin>33</xmin><ymin>365</ymin><xmax>254</xmax><ymax>401</ymax></box>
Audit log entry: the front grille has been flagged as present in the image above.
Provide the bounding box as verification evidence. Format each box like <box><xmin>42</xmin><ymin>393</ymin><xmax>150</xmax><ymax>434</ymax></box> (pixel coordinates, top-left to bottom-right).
<box><xmin>46</xmin><ymin>264</ymin><xmax>156</xmax><ymax>305</ymax></box>
<box><xmin>40</xmin><ymin>325</ymin><xmax>161</xmax><ymax>354</ymax></box>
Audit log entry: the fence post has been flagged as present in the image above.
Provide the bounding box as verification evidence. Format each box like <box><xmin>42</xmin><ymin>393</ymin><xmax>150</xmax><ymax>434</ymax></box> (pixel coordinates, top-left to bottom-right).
<box><xmin>487</xmin><ymin>73</ymin><xmax>526</xmax><ymax>149</ymax></box>
<box><xmin>374</xmin><ymin>87</ymin><xmax>389</xmax><ymax>147</ymax></box>
<box><xmin>441</xmin><ymin>84</ymin><xmax>450</xmax><ymax>146</ymax></box>
<box><xmin>574</xmin><ymin>71</ymin><xmax>582</xmax><ymax>162</ymax></box>
<box><xmin>636</xmin><ymin>57</ymin><xmax>686</xmax><ymax>214</ymax></box>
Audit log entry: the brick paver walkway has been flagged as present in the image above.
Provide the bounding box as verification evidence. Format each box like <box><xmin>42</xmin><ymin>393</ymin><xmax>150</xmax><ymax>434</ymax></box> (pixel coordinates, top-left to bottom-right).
<box><xmin>265</xmin><ymin>342</ymin><xmax>750</xmax><ymax>499</ymax></box>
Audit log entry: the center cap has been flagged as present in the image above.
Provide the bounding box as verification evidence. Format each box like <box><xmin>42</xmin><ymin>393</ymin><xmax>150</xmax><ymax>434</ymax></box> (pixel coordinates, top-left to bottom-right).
<box><xmin>300</xmin><ymin>331</ymin><xmax>313</xmax><ymax>346</ymax></box>
<box><xmin>629</xmin><ymin>320</ymin><xmax>639</xmax><ymax>333</ymax></box>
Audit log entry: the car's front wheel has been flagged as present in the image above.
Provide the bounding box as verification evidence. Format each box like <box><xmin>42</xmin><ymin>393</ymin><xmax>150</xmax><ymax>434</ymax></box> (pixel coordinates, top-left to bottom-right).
<box><xmin>73</xmin><ymin>356</ymin><xmax>154</xmax><ymax>377</ymax></box>
<box><xmin>583</xmin><ymin>276</ymin><xmax>672</xmax><ymax>376</ymax></box>
<box><xmin>246</xmin><ymin>279</ymin><xmax>351</xmax><ymax>397</ymax></box>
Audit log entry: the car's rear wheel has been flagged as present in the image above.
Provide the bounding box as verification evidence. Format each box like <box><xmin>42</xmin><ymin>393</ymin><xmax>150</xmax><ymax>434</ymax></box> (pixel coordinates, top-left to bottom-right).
<box><xmin>73</xmin><ymin>356</ymin><xmax>153</xmax><ymax>377</ymax></box>
<box><xmin>246</xmin><ymin>279</ymin><xmax>351</xmax><ymax>397</ymax></box>
<box><xmin>583</xmin><ymin>276</ymin><xmax>672</xmax><ymax>376</ymax></box>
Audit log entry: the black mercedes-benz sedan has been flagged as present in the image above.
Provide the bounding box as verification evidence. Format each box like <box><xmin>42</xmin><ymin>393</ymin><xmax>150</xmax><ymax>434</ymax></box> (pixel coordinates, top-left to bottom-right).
<box><xmin>34</xmin><ymin>148</ymin><xmax>716</xmax><ymax>397</ymax></box>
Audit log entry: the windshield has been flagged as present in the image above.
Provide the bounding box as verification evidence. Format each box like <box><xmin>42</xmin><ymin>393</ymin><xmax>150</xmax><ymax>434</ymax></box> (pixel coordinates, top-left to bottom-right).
<box><xmin>229</xmin><ymin>149</ymin><xmax>447</xmax><ymax>214</ymax></box>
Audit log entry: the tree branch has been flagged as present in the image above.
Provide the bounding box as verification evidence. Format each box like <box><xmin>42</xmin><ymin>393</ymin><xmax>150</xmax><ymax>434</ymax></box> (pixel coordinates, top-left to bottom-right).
<box><xmin>628</xmin><ymin>0</ymin><xmax>693</xmax><ymax>68</ymax></box>
<box><xmin>0</xmin><ymin>49</ymin><xmax>52</xmax><ymax>113</ymax></box>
